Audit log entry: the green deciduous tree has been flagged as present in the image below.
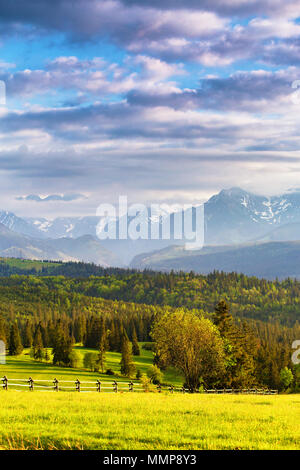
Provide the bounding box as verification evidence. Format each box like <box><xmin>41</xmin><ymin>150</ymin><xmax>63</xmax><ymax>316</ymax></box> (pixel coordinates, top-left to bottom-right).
<box><xmin>280</xmin><ymin>367</ymin><xmax>293</xmax><ymax>391</ymax></box>
<box><xmin>152</xmin><ymin>310</ymin><xmax>225</xmax><ymax>391</ymax></box>
<box><xmin>83</xmin><ymin>352</ymin><xmax>99</xmax><ymax>371</ymax></box>
<box><xmin>69</xmin><ymin>350</ymin><xmax>81</xmax><ymax>368</ymax></box>
<box><xmin>147</xmin><ymin>365</ymin><xmax>163</xmax><ymax>384</ymax></box>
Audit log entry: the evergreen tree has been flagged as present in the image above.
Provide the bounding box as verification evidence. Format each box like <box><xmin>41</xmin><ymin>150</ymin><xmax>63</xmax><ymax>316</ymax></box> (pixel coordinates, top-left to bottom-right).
<box><xmin>74</xmin><ymin>315</ymin><xmax>86</xmax><ymax>344</ymax></box>
<box><xmin>214</xmin><ymin>300</ymin><xmax>256</xmax><ymax>387</ymax></box>
<box><xmin>132</xmin><ymin>326</ymin><xmax>140</xmax><ymax>356</ymax></box>
<box><xmin>23</xmin><ymin>319</ymin><xmax>33</xmax><ymax>348</ymax></box>
<box><xmin>32</xmin><ymin>326</ymin><xmax>44</xmax><ymax>360</ymax></box>
<box><xmin>9</xmin><ymin>322</ymin><xmax>23</xmax><ymax>356</ymax></box>
<box><xmin>97</xmin><ymin>317</ymin><xmax>107</xmax><ymax>373</ymax></box>
<box><xmin>214</xmin><ymin>300</ymin><xmax>234</xmax><ymax>336</ymax></box>
<box><xmin>52</xmin><ymin>322</ymin><xmax>72</xmax><ymax>366</ymax></box>
<box><xmin>120</xmin><ymin>329</ymin><xmax>135</xmax><ymax>377</ymax></box>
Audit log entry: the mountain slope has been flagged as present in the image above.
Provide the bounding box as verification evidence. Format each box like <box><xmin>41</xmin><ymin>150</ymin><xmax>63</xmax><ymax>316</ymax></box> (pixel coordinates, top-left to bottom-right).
<box><xmin>204</xmin><ymin>187</ymin><xmax>300</xmax><ymax>244</ymax></box>
<box><xmin>3</xmin><ymin>186</ymin><xmax>300</xmax><ymax>264</ymax></box>
<box><xmin>130</xmin><ymin>241</ymin><xmax>300</xmax><ymax>279</ymax></box>
<box><xmin>0</xmin><ymin>223</ymin><xmax>121</xmax><ymax>267</ymax></box>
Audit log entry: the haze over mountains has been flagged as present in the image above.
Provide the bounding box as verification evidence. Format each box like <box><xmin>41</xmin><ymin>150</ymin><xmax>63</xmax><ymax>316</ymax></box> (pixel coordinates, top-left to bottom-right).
<box><xmin>130</xmin><ymin>241</ymin><xmax>300</xmax><ymax>280</ymax></box>
<box><xmin>0</xmin><ymin>223</ymin><xmax>122</xmax><ymax>267</ymax></box>
<box><xmin>2</xmin><ymin>187</ymin><xmax>300</xmax><ymax>277</ymax></box>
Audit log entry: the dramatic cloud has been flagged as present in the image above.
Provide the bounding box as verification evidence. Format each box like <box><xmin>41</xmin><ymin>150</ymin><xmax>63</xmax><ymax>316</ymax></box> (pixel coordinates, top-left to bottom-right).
<box><xmin>0</xmin><ymin>55</ymin><xmax>183</xmax><ymax>99</ymax></box>
<box><xmin>128</xmin><ymin>68</ymin><xmax>300</xmax><ymax>112</ymax></box>
<box><xmin>0</xmin><ymin>0</ymin><xmax>300</xmax><ymax>216</ymax></box>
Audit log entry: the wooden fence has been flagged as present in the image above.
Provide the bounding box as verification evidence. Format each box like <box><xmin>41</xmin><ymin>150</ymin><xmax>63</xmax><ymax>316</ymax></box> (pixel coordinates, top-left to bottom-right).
<box><xmin>0</xmin><ymin>376</ymin><xmax>278</xmax><ymax>394</ymax></box>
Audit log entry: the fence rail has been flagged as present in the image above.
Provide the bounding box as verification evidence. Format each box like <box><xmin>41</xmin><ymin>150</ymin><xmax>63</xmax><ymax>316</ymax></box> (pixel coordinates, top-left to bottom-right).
<box><xmin>0</xmin><ymin>376</ymin><xmax>278</xmax><ymax>395</ymax></box>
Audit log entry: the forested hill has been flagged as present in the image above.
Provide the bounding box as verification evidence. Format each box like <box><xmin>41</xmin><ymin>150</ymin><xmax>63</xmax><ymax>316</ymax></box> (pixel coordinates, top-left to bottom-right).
<box><xmin>0</xmin><ymin>258</ymin><xmax>131</xmax><ymax>277</ymax></box>
<box><xmin>0</xmin><ymin>263</ymin><xmax>300</xmax><ymax>325</ymax></box>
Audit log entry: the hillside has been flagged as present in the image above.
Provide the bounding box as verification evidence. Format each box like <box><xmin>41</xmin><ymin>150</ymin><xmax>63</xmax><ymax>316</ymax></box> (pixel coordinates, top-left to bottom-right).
<box><xmin>0</xmin><ymin>223</ymin><xmax>121</xmax><ymax>267</ymax></box>
<box><xmin>130</xmin><ymin>241</ymin><xmax>300</xmax><ymax>280</ymax></box>
<box><xmin>1</xmin><ymin>262</ymin><xmax>300</xmax><ymax>325</ymax></box>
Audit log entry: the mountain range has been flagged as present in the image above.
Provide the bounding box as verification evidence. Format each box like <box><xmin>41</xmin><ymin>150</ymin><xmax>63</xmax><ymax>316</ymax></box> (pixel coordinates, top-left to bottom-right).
<box><xmin>130</xmin><ymin>241</ymin><xmax>300</xmax><ymax>280</ymax></box>
<box><xmin>2</xmin><ymin>187</ymin><xmax>300</xmax><ymax>274</ymax></box>
<box><xmin>0</xmin><ymin>223</ymin><xmax>122</xmax><ymax>267</ymax></box>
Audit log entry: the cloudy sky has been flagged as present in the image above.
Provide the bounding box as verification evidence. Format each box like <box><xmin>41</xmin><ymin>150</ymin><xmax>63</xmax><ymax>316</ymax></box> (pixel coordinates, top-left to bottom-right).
<box><xmin>1</xmin><ymin>0</ymin><xmax>300</xmax><ymax>217</ymax></box>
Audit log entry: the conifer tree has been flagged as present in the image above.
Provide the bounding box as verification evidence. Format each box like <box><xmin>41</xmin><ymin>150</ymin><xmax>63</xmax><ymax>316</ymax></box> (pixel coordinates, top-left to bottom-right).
<box><xmin>214</xmin><ymin>300</ymin><xmax>234</xmax><ymax>337</ymax></box>
<box><xmin>120</xmin><ymin>329</ymin><xmax>135</xmax><ymax>377</ymax></box>
<box><xmin>52</xmin><ymin>322</ymin><xmax>72</xmax><ymax>366</ymax></box>
<box><xmin>214</xmin><ymin>300</ymin><xmax>256</xmax><ymax>387</ymax></box>
<box><xmin>97</xmin><ymin>317</ymin><xmax>107</xmax><ymax>373</ymax></box>
<box><xmin>32</xmin><ymin>326</ymin><xmax>44</xmax><ymax>360</ymax></box>
<box><xmin>9</xmin><ymin>322</ymin><xmax>23</xmax><ymax>356</ymax></box>
<box><xmin>132</xmin><ymin>326</ymin><xmax>140</xmax><ymax>356</ymax></box>
<box><xmin>23</xmin><ymin>320</ymin><xmax>33</xmax><ymax>348</ymax></box>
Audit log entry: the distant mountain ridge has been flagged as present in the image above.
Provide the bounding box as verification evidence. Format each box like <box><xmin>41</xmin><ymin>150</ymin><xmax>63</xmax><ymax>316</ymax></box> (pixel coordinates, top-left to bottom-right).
<box><xmin>2</xmin><ymin>187</ymin><xmax>300</xmax><ymax>265</ymax></box>
<box><xmin>0</xmin><ymin>223</ymin><xmax>122</xmax><ymax>267</ymax></box>
<box><xmin>130</xmin><ymin>241</ymin><xmax>300</xmax><ymax>280</ymax></box>
<box><xmin>20</xmin><ymin>187</ymin><xmax>300</xmax><ymax>244</ymax></box>
<box><xmin>205</xmin><ymin>187</ymin><xmax>300</xmax><ymax>245</ymax></box>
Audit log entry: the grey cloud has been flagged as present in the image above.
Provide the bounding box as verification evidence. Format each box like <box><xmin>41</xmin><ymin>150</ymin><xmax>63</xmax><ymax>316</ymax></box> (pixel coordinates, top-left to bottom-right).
<box><xmin>0</xmin><ymin>1</ymin><xmax>299</xmax><ymax>68</ymax></box>
<box><xmin>0</xmin><ymin>0</ymin><xmax>226</xmax><ymax>43</ymax></box>
<box><xmin>120</xmin><ymin>0</ymin><xmax>300</xmax><ymax>17</ymax></box>
<box><xmin>262</xmin><ymin>40</ymin><xmax>300</xmax><ymax>65</ymax></box>
<box><xmin>0</xmin><ymin>0</ymin><xmax>299</xmax><ymax>68</ymax></box>
<box><xmin>128</xmin><ymin>69</ymin><xmax>298</xmax><ymax>112</ymax></box>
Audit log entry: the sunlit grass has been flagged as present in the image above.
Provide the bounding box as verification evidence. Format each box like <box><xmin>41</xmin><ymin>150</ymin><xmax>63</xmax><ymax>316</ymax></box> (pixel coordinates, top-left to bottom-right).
<box><xmin>0</xmin><ymin>344</ymin><xmax>184</xmax><ymax>388</ymax></box>
<box><xmin>0</xmin><ymin>392</ymin><xmax>299</xmax><ymax>450</ymax></box>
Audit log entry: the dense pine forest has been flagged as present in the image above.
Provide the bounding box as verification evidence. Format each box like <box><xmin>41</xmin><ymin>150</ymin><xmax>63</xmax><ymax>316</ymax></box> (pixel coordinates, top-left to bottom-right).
<box><xmin>0</xmin><ymin>259</ymin><xmax>299</xmax><ymax>391</ymax></box>
<box><xmin>1</xmin><ymin>259</ymin><xmax>300</xmax><ymax>324</ymax></box>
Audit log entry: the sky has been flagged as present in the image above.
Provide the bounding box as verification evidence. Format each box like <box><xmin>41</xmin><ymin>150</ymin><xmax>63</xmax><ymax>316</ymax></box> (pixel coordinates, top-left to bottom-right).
<box><xmin>1</xmin><ymin>0</ymin><xmax>300</xmax><ymax>218</ymax></box>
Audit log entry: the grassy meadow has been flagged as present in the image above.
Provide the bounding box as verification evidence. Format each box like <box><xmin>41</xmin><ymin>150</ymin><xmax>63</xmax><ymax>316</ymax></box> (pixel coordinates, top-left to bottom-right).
<box><xmin>0</xmin><ymin>344</ymin><xmax>183</xmax><ymax>389</ymax></box>
<box><xmin>0</xmin><ymin>392</ymin><xmax>299</xmax><ymax>450</ymax></box>
<box><xmin>1</xmin><ymin>344</ymin><xmax>299</xmax><ymax>450</ymax></box>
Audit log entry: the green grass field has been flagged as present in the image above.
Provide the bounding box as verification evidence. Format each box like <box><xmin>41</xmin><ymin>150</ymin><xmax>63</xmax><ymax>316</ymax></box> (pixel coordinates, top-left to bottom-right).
<box><xmin>0</xmin><ymin>257</ymin><xmax>61</xmax><ymax>271</ymax></box>
<box><xmin>1</xmin><ymin>347</ymin><xmax>299</xmax><ymax>450</ymax></box>
<box><xmin>0</xmin><ymin>344</ymin><xmax>183</xmax><ymax>389</ymax></box>
<box><xmin>0</xmin><ymin>392</ymin><xmax>299</xmax><ymax>450</ymax></box>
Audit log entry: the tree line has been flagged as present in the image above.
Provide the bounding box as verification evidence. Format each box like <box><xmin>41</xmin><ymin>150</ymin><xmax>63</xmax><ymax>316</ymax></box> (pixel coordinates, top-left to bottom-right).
<box><xmin>1</xmin><ymin>295</ymin><xmax>298</xmax><ymax>391</ymax></box>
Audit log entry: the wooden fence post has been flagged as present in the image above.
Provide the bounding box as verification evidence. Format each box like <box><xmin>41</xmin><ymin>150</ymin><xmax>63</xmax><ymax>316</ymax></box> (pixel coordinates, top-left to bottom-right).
<box><xmin>75</xmin><ymin>379</ymin><xmax>80</xmax><ymax>392</ymax></box>
<box><xmin>96</xmin><ymin>380</ymin><xmax>101</xmax><ymax>392</ymax></box>
<box><xmin>181</xmin><ymin>386</ymin><xmax>185</xmax><ymax>394</ymax></box>
<box><xmin>129</xmin><ymin>381</ymin><xmax>133</xmax><ymax>392</ymax></box>
<box><xmin>157</xmin><ymin>384</ymin><xmax>161</xmax><ymax>393</ymax></box>
<box><xmin>2</xmin><ymin>376</ymin><xmax>8</xmax><ymax>390</ymax></box>
<box><xmin>28</xmin><ymin>377</ymin><xmax>34</xmax><ymax>391</ymax></box>
<box><xmin>53</xmin><ymin>378</ymin><xmax>59</xmax><ymax>392</ymax></box>
<box><xmin>113</xmin><ymin>381</ymin><xmax>118</xmax><ymax>393</ymax></box>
